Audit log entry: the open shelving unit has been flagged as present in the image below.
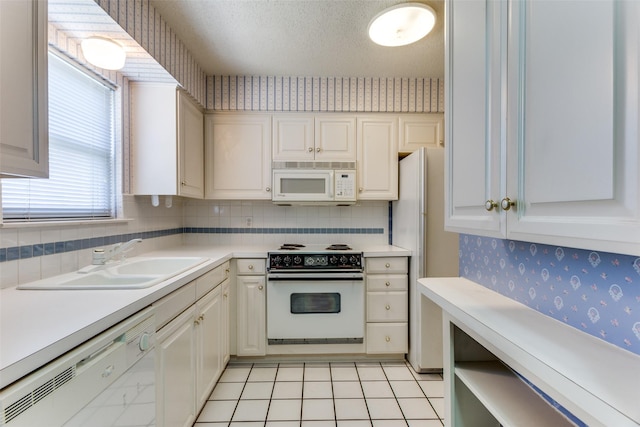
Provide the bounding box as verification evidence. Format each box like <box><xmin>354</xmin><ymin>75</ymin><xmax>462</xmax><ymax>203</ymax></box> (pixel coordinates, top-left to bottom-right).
<box><xmin>419</xmin><ymin>277</ymin><xmax>640</xmax><ymax>427</ymax></box>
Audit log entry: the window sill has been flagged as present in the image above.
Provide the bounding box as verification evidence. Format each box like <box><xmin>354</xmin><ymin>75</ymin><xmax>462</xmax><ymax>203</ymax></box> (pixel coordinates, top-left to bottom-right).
<box><xmin>0</xmin><ymin>218</ymin><xmax>135</xmax><ymax>229</ymax></box>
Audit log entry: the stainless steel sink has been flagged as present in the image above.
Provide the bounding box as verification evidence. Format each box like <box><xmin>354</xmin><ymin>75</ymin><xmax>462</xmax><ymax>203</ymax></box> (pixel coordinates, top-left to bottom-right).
<box><xmin>17</xmin><ymin>257</ymin><xmax>208</xmax><ymax>290</ymax></box>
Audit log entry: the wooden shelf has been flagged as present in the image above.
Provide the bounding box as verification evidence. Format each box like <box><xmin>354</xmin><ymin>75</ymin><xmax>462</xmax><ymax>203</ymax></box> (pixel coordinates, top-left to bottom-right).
<box><xmin>455</xmin><ymin>361</ymin><xmax>574</xmax><ymax>427</ymax></box>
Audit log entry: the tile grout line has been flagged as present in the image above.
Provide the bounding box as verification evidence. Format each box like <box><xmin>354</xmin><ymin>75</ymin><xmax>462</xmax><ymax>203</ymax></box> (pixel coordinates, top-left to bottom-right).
<box><xmin>382</xmin><ymin>362</ymin><xmax>410</xmax><ymax>427</ymax></box>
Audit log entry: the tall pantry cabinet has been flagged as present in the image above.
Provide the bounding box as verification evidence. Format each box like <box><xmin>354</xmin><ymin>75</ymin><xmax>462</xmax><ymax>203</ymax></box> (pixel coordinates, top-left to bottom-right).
<box><xmin>0</xmin><ymin>0</ymin><xmax>48</xmax><ymax>178</ymax></box>
<box><xmin>445</xmin><ymin>0</ymin><xmax>640</xmax><ymax>256</ymax></box>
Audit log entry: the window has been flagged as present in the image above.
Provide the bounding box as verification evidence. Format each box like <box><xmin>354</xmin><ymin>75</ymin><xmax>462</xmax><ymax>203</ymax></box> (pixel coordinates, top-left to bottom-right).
<box><xmin>1</xmin><ymin>52</ymin><xmax>116</xmax><ymax>221</ymax></box>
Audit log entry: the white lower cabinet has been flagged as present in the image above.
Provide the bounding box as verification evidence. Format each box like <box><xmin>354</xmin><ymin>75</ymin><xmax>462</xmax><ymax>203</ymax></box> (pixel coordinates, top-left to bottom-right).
<box><xmin>154</xmin><ymin>262</ymin><xmax>230</xmax><ymax>427</ymax></box>
<box><xmin>236</xmin><ymin>259</ymin><xmax>266</xmax><ymax>356</ymax></box>
<box><xmin>365</xmin><ymin>257</ymin><xmax>408</xmax><ymax>354</ymax></box>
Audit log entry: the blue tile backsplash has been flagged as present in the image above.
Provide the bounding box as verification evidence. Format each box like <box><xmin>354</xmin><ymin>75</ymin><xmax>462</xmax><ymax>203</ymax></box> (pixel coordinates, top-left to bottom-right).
<box><xmin>459</xmin><ymin>234</ymin><xmax>640</xmax><ymax>356</ymax></box>
<box><xmin>0</xmin><ymin>227</ymin><xmax>384</xmax><ymax>263</ymax></box>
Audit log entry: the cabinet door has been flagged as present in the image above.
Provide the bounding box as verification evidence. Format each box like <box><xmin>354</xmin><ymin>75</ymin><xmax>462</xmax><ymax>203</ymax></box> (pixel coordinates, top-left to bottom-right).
<box><xmin>398</xmin><ymin>114</ymin><xmax>444</xmax><ymax>153</ymax></box>
<box><xmin>315</xmin><ymin>115</ymin><xmax>356</xmax><ymax>161</ymax></box>
<box><xmin>272</xmin><ymin>114</ymin><xmax>314</xmax><ymax>161</ymax></box>
<box><xmin>444</xmin><ymin>0</ymin><xmax>506</xmax><ymax>237</ymax></box>
<box><xmin>505</xmin><ymin>0</ymin><xmax>640</xmax><ymax>254</ymax></box>
<box><xmin>0</xmin><ymin>0</ymin><xmax>48</xmax><ymax>178</ymax></box>
<box><xmin>178</xmin><ymin>91</ymin><xmax>204</xmax><ymax>198</ymax></box>
<box><xmin>205</xmin><ymin>114</ymin><xmax>272</xmax><ymax>199</ymax></box>
<box><xmin>236</xmin><ymin>275</ymin><xmax>266</xmax><ymax>356</ymax></box>
<box><xmin>156</xmin><ymin>306</ymin><xmax>197</xmax><ymax>427</ymax></box>
<box><xmin>195</xmin><ymin>286</ymin><xmax>222</xmax><ymax>409</ymax></box>
<box><xmin>356</xmin><ymin>116</ymin><xmax>398</xmax><ymax>200</ymax></box>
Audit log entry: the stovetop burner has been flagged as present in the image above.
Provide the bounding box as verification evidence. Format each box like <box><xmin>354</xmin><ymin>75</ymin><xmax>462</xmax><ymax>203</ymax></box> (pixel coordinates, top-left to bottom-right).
<box><xmin>279</xmin><ymin>243</ymin><xmax>305</xmax><ymax>250</ymax></box>
<box><xmin>326</xmin><ymin>244</ymin><xmax>351</xmax><ymax>250</ymax></box>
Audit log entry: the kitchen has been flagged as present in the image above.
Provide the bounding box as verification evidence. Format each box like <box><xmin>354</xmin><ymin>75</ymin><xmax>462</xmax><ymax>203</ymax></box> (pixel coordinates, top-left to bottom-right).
<box><xmin>1</xmin><ymin>0</ymin><xmax>639</xmax><ymax>426</ymax></box>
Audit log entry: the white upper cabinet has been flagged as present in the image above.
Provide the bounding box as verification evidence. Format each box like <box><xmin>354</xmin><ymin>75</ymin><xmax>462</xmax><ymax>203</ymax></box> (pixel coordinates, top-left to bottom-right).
<box><xmin>205</xmin><ymin>113</ymin><xmax>272</xmax><ymax>199</ymax></box>
<box><xmin>356</xmin><ymin>115</ymin><xmax>398</xmax><ymax>200</ymax></box>
<box><xmin>315</xmin><ymin>114</ymin><xmax>356</xmax><ymax>161</ymax></box>
<box><xmin>272</xmin><ymin>114</ymin><xmax>315</xmax><ymax>160</ymax></box>
<box><xmin>445</xmin><ymin>0</ymin><xmax>640</xmax><ymax>256</ymax></box>
<box><xmin>130</xmin><ymin>84</ymin><xmax>204</xmax><ymax>198</ymax></box>
<box><xmin>273</xmin><ymin>114</ymin><xmax>356</xmax><ymax>162</ymax></box>
<box><xmin>0</xmin><ymin>0</ymin><xmax>48</xmax><ymax>178</ymax></box>
<box><xmin>398</xmin><ymin>113</ymin><xmax>444</xmax><ymax>153</ymax></box>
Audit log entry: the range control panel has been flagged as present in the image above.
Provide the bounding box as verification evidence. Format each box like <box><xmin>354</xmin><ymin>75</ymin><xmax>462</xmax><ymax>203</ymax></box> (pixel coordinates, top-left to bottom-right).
<box><xmin>268</xmin><ymin>252</ymin><xmax>362</xmax><ymax>270</ymax></box>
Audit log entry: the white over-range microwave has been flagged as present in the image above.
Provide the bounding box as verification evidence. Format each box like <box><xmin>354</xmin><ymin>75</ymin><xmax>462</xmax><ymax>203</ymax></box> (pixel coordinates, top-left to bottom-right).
<box><xmin>272</xmin><ymin>162</ymin><xmax>357</xmax><ymax>205</ymax></box>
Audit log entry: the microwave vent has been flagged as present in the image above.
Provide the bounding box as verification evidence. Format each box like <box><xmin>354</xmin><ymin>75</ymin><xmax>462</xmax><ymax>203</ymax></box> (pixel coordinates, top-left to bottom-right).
<box><xmin>272</xmin><ymin>161</ymin><xmax>356</xmax><ymax>170</ymax></box>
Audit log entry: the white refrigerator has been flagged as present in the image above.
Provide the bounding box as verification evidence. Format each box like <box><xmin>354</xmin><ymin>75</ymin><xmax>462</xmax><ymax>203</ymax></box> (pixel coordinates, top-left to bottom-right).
<box><xmin>392</xmin><ymin>147</ymin><xmax>459</xmax><ymax>372</ymax></box>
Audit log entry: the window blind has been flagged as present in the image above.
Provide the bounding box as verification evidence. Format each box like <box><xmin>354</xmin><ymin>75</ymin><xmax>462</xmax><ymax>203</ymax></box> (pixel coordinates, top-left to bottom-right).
<box><xmin>2</xmin><ymin>52</ymin><xmax>115</xmax><ymax>220</ymax></box>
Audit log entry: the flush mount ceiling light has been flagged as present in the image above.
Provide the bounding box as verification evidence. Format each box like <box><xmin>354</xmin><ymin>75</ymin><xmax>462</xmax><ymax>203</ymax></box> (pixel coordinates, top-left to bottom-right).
<box><xmin>81</xmin><ymin>36</ymin><xmax>126</xmax><ymax>70</ymax></box>
<box><xmin>368</xmin><ymin>3</ymin><xmax>436</xmax><ymax>47</ymax></box>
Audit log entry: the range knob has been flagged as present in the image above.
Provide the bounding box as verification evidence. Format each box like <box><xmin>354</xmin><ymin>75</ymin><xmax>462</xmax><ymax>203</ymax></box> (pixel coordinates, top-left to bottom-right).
<box><xmin>329</xmin><ymin>255</ymin><xmax>338</xmax><ymax>265</ymax></box>
<box><xmin>340</xmin><ymin>256</ymin><xmax>348</xmax><ymax>264</ymax></box>
<box><xmin>283</xmin><ymin>256</ymin><xmax>291</xmax><ymax>265</ymax></box>
<box><xmin>293</xmin><ymin>256</ymin><xmax>302</xmax><ymax>265</ymax></box>
<box><xmin>350</xmin><ymin>255</ymin><xmax>359</xmax><ymax>265</ymax></box>
<box><xmin>274</xmin><ymin>256</ymin><xmax>282</xmax><ymax>265</ymax></box>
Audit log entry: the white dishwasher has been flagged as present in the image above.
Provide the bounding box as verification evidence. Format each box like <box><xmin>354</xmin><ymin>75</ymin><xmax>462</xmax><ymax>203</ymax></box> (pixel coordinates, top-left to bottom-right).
<box><xmin>0</xmin><ymin>307</ymin><xmax>156</xmax><ymax>427</ymax></box>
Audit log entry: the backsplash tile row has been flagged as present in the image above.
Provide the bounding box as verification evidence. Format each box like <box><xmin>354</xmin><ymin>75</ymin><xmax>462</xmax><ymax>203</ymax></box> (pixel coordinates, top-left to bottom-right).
<box><xmin>459</xmin><ymin>234</ymin><xmax>640</xmax><ymax>356</ymax></box>
<box><xmin>205</xmin><ymin>76</ymin><xmax>444</xmax><ymax>113</ymax></box>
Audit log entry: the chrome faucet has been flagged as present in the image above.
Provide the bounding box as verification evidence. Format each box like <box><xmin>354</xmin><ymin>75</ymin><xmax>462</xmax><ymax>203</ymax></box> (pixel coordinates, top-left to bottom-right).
<box><xmin>92</xmin><ymin>238</ymin><xmax>142</xmax><ymax>265</ymax></box>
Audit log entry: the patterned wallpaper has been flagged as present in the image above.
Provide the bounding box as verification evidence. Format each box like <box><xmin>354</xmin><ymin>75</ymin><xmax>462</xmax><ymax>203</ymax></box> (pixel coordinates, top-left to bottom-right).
<box><xmin>205</xmin><ymin>76</ymin><xmax>444</xmax><ymax>113</ymax></box>
<box><xmin>459</xmin><ymin>234</ymin><xmax>640</xmax><ymax>357</ymax></box>
<box><xmin>93</xmin><ymin>0</ymin><xmax>207</xmax><ymax>106</ymax></box>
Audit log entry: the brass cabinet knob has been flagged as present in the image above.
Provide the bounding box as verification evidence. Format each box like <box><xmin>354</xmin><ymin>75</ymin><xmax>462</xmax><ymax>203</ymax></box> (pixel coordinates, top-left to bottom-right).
<box><xmin>385</xmin><ymin>263</ymin><xmax>390</xmax><ymax>268</ymax></box>
<box><xmin>258</xmin><ymin>285</ymin><xmax>264</xmax><ymax>291</ymax></box>
<box><xmin>385</xmin><ymin>336</ymin><xmax>391</xmax><ymax>342</ymax></box>
<box><xmin>385</xmin><ymin>304</ymin><xmax>391</xmax><ymax>310</ymax></box>
<box><xmin>501</xmin><ymin>197</ymin><xmax>515</xmax><ymax>211</ymax></box>
<box><xmin>265</xmin><ymin>187</ymin><xmax>271</xmax><ymax>192</ymax></box>
<box><xmin>385</xmin><ymin>281</ymin><xmax>391</xmax><ymax>287</ymax></box>
<box><xmin>485</xmin><ymin>200</ymin><xmax>498</xmax><ymax>211</ymax></box>
<box><xmin>248</xmin><ymin>264</ymin><xmax>254</xmax><ymax>270</ymax></box>
<box><xmin>308</xmin><ymin>147</ymin><xmax>313</xmax><ymax>152</ymax></box>
<box><xmin>316</xmin><ymin>147</ymin><xmax>321</xmax><ymax>152</ymax></box>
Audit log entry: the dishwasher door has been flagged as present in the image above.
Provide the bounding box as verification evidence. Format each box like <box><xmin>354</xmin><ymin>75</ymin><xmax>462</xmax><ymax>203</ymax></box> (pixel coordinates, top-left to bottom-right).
<box><xmin>64</xmin><ymin>348</ymin><xmax>155</xmax><ymax>427</ymax></box>
<box><xmin>0</xmin><ymin>308</ymin><xmax>156</xmax><ymax>427</ymax></box>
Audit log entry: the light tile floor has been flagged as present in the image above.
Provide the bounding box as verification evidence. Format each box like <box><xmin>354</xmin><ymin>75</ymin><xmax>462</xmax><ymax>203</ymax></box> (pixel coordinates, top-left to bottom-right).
<box><xmin>194</xmin><ymin>360</ymin><xmax>444</xmax><ymax>427</ymax></box>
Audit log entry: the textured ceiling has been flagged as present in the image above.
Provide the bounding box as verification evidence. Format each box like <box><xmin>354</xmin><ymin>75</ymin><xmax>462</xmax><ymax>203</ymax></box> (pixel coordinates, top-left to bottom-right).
<box><xmin>147</xmin><ymin>0</ymin><xmax>445</xmax><ymax>78</ymax></box>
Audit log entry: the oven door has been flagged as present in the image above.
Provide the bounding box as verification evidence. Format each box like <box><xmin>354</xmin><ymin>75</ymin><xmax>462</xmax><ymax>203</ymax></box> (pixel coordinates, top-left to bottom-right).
<box><xmin>266</xmin><ymin>274</ymin><xmax>364</xmax><ymax>344</ymax></box>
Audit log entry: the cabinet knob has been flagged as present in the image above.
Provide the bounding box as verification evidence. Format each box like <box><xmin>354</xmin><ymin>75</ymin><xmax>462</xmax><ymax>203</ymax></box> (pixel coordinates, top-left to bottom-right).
<box><xmin>316</xmin><ymin>147</ymin><xmax>321</xmax><ymax>153</ymax></box>
<box><xmin>385</xmin><ymin>336</ymin><xmax>391</xmax><ymax>342</ymax></box>
<box><xmin>385</xmin><ymin>281</ymin><xmax>391</xmax><ymax>287</ymax></box>
<box><xmin>225</xmin><ymin>268</ymin><xmax>230</xmax><ymax>275</ymax></box>
<box><xmin>258</xmin><ymin>285</ymin><xmax>264</xmax><ymax>291</ymax></box>
<box><xmin>181</xmin><ymin>181</ymin><xmax>186</xmax><ymax>186</ymax></box>
<box><xmin>485</xmin><ymin>200</ymin><xmax>498</xmax><ymax>212</ymax></box>
<box><xmin>385</xmin><ymin>304</ymin><xmax>391</xmax><ymax>310</ymax></box>
<box><xmin>501</xmin><ymin>197</ymin><xmax>516</xmax><ymax>211</ymax></box>
<box><xmin>308</xmin><ymin>147</ymin><xmax>313</xmax><ymax>152</ymax></box>
<box><xmin>248</xmin><ymin>264</ymin><xmax>254</xmax><ymax>270</ymax></box>
<box><xmin>223</xmin><ymin>293</ymin><xmax>228</xmax><ymax>298</ymax></box>
<box><xmin>359</xmin><ymin>187</ymin><xmax>364</xmax><ymax>193</ymax></box>
<box><xmin>266</xmin><ymin>187</ymin><xmax>271</xmax><ymax>192</ymax></box>
<box><xmin>385</xmin><ymin>263</ymin><xmax>390</xmax><ymax>268</ymax></box>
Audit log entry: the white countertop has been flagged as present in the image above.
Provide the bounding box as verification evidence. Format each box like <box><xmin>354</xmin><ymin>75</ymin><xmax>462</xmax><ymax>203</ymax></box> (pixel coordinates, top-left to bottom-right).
<box><xmin>0</xmin><ymin>244</ymin><xmax>409</xmax><ymax>389</ymax></box>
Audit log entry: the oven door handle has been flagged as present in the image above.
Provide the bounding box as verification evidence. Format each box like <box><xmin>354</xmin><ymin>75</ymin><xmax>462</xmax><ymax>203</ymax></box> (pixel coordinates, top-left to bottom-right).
<box><xmin>267</xmin><ymin>273</ymin><xmax>364</xmax><ymax>281</ymax></box>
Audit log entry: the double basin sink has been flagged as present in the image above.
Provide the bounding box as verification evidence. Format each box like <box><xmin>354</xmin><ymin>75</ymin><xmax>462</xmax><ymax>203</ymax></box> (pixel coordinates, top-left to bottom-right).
<box><xmin>17</xmin><ymin>257</ymin><xmax>208</xmax><ymax>290</ymax></box>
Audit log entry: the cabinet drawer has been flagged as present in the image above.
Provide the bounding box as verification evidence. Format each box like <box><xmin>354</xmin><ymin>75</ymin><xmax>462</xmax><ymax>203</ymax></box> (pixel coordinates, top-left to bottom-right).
<box><xmin>366</xmin><ymin>323</ymin><xmax>408</xmax><ymax>354</ymax></box>
<box><xmin>196</xmin><ymin>261</ymin><xmax>230</xmax><ymax>299</ymax></box>
<box><xmin>367</xmin><ymin>292</ymin><xmax>408</xmax><ymax>322</ymax></box>
<box><xmin>365</xmin><ymin>257</ymin><xmax>408</xmax><ymax>274</ymax></box>
<box><xmin>236</xmin><ymin>259</ymin><xmax>266</xmax><ymax>275</ymax></box>
<box><xmin>367</xmin><ymin>274</ymin><xmax>407</xmax><ymax>291</ymax></box>
<box><xmin>153</xmin><ymin>280</ymin><xmax>197</xmax><ymax>330</ymax></box>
